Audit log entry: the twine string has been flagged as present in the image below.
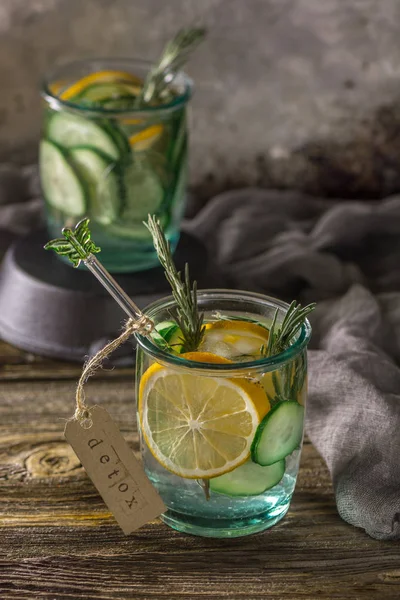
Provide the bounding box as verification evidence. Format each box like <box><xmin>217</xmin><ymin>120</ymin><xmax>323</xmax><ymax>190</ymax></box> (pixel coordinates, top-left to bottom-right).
<box><xmin>74</xmin><ymin>315</ymin><xmax>154</xmax><ymax>426</ymax></box>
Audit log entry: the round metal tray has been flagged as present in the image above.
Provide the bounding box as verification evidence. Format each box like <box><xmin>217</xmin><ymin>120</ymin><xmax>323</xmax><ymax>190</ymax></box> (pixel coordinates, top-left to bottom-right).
<box><xmin>0</xmin><ymin>230</ymin><xmax>208</xmax><ymax>362</ymax></box>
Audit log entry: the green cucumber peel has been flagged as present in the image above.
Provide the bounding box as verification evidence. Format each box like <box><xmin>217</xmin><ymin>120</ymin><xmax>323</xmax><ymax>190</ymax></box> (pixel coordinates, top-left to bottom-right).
<box><xmin>251</xmin><ymin>401</ymin><xmax>304</xmax><ymax>466</ymax></box>
<box><xmin>150</xmin><ymin>320</ymin><xmax>183</xmax><ymax>353</ymax></box>
<box><xmin>210</xmin><ymin>458</ymin><xmax>285</xmax><ymax>497</ymax></box>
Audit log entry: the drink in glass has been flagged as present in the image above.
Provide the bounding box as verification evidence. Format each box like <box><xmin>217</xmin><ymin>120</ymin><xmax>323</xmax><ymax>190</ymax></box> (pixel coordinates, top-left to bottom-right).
<box><xmin>135</xmin><ymin>290</ymin><xmax>311</xmax><ymax>538</ymax></box>
<box><xmin>40</xmin><ymin>59</ymin><xmax>191</xmax><ymax>272</ymax></box>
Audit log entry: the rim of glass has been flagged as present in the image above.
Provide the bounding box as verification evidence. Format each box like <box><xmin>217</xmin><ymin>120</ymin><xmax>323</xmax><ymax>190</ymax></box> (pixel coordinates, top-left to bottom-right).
<box><xmin>41</xmin><ymin>57</ymin><xmax>193</xmax><ymax>118</ymax></box>
<box><xmin>135</xmin><ymin>289</ymin><xmax>312</xmax><ymax>374</ymax></box>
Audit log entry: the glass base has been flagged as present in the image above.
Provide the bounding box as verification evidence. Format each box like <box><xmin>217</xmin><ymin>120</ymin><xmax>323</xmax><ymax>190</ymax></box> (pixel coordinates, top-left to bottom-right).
<box><xmin>160</xmin><ymin>501</ymin><xmax>290</xmax><ymax>538</ymax></box>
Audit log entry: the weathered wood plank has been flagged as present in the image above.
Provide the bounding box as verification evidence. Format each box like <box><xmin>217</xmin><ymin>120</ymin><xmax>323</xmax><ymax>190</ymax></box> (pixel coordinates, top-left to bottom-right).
<box><xmin>1</xmin><ymin>544</ymin><xmax>399</xmax><ymax>600</ymax></box>
<box><xmin>0</xmin><ymin>339</ymin><xmax>135</xmax><ymax>381</ymax></box>
<box><xmin>1</xmin><ymin>377</ymin><xmax>399</xmax><ymax>599</ymax></box>
<box><xmin>0</xmin><ymin>339</ymin><xmax>66</xmax><ymax>367</ymax></box>
<box><xmin>0</xmin><ymin>339</ymin><xmax>24</xmax><ymax>363</ymax></box>
<box><xmin>0</xmin><ymin>363</ymin><xmax>134</xmax><ymax>381</ymax></box>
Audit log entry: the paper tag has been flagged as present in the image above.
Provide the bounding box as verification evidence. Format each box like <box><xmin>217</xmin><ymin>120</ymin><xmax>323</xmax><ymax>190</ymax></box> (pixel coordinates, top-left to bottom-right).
<box><xmin>65</xmin><ymin>406</ymin><xmax>166</xmax><ymax>534</ymax></box>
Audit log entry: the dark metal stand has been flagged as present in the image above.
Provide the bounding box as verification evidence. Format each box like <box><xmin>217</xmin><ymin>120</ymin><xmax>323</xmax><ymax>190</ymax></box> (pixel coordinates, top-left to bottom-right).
<box><xmin>0</xmin><ymin>230</ymin><xmax>208</xmax><ymax>362</ymax></box>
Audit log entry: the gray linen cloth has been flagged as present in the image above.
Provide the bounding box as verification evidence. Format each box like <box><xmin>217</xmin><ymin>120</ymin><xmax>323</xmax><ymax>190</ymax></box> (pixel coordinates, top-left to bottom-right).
<box><xmin>1</xmin><ymin>169</ymin><xmax>400</xmax><ymax>540</ymax></box>
<box><xmin>183</xmin><ymin>189</ymin><xmax>400</xmax><ymax>540</ymax></box>
<box><xmin>309</xmin><ymin>286</ymin><xmax>400</xmax><ymax>540</ymax></box>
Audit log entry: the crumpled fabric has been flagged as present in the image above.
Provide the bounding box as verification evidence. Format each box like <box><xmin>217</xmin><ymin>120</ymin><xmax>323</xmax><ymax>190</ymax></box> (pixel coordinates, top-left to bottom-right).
<box><xmin>183</xmin><ymin>188</ymin><xmax>400</xmax><ymax>300</ymax></box>
<box><xmin>183</xmin><ymin>188</ymin><xmax>400</xmax><ymax>540</ymax></box>
<box><xmin>308</xmin><ymin>285</ymin><xmax>400</xmax><ymax>540</ymax></box>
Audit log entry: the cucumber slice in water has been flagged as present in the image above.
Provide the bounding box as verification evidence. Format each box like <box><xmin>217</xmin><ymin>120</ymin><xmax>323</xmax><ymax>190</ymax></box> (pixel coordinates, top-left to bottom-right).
<box><xmin>150</xmin><ymin>321</ymin><xmax>184</xmax><ymax>354</ymax></box>
<box><xmin>69</xmin><ymin>147</ymin><xmax>120</xmax><ymax>225</ymax></box>
<box><xmin>210</xmin><ymin>459</ymin><xmax>285</xmax><ymax>497</ymax></box>
<box><xmin>151</xmin><ymin>321</ymin><xmax>180</xmax><ymax>350</ymax></box>
<box><xmin>105</xmin><ymin>212</ymin><xmax>169</xmax><ymax>240</ymax></box>
<box><xmin>251</xmin><ymin>401</ymin><xmax>304</xmax><ymax>466</ymax></box>
<box><xmin>156</xmin><ymin>321</ymin><xmax>179</xmax><ymax>341</ymax></box>
<box><xmin>102</xmin><ymin>120</ymin><xmax>131</xmax><ymax>159</ymax></box>
<box><xmin>39</xmin><ymin>139</ymin><xmax>86</xmax><ymax>216</ymax></box>
<box><xmin>47</xmin><ymin>112</ymin><xmax>122</xmax><ymax>160</ymax></box>
<box><xmin>77</xmin><ymin>82</ymin><xmax>139</xmax><ymax>103</ymax></box>
<box><xmin>101</xmin><ymin>96</ymin><xmax>138</xmax><ymax>110</ymax></box>
<box><xmin>121</xmin><ymin>161</ymin><xmax>164</xmax><ymax>222</ymax></box>
<box><xmin>168</xmin><ymin>327</ymin><xmax>184</xmax><ymax>353</ymax></box>
<box><xmin>154</xmin><ymin>321</ymin><xmax>184</xmax><ymax>354</ymax></box>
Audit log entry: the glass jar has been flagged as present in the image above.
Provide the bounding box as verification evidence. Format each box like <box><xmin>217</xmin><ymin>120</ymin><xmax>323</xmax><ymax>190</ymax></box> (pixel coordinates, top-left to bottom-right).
<box><xmin>135</xmin><ymin>290</ymin><xmax>311</xmax><ymax>538</ymax></box>
<box><xmin>40</xmin><ymin>58</ymin><xmax>192</xmax><ymax>272</ymax></box>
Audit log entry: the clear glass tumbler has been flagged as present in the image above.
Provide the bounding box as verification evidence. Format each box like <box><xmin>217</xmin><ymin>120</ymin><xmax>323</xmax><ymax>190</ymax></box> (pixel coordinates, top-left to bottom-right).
<box><xmin>135</xmin><ymin>290</ymin><xmax>311</xmax><ymax>538</ymax></box>
<box><xmin>40</xmin><ymin>58</ymin><xmax>192</xmax><ymax>272</ymax></box>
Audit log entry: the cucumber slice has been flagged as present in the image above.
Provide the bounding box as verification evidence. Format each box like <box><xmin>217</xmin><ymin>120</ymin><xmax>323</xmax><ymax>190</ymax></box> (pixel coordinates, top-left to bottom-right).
<box><xmin>39</xmin><ymin>139</ymin><xmax>86</xmax><ymax>217</ymax></box>
<box><xmin>105</xmin><ymin>222</ymin><xmax>153</xmax><ymax>240</ymax></box>
<box><xmin>151</xmin><ymin>321</ymin><xmax>180</xmax><ymax>350</ymax></box>
<box><xmin>168</xmin><ymin>327</ymin><xmax>184</xmax><ymax>354</ymax></box>
<box><xmin>102</xmin><ymin>121</ymin><xmax>131</xmax><ymax>160</ymax></box>
<box><xmin>69</xmin><ymin>147</ymin><xmax>120</xmax><ymax>225</ymax></box>
<box><xmin>105</xmin><ymin>212</ymin><xmax>169</xmax><ymax>240</ymax></box>
<box><xmin>153</xmin><ymin>322</ymin><xmax>184</xmax><ymax>354</ymax></box>
<box><xmin>151</xmin><ymin>331</ymin><xmax>170</xmax><ymax>350</ymax></box>
<box><xmin>251</xmin><ymin>401</ymin><xmax>304</xmax><ymax>466</ymax></box>
<box><xmin>121</xmin><ymin>161</ymin><xmax>164</xmax><ymax>222</ymax></box>
<box><xmin>101</xmin><ymin>96</ymin><xmax>138</xmax><ymax>110</ymax></box>
<box><xmin>78</xmin><ymin>82</ymin><xmax>139</xmax><ymax>103</ymax></box>
<box><xmin>156</xmin><ymin>321</ymin><xmax>179</xmax><ymax>341</ymax></box>
<box><xmin>47</xmin><ymin>112</ymin><xmax>122</xmax><ymax>160</ymax></box>
<box><xmin>150</xmin><ymin>321</ymin><xmax>184</xmax><ymax>353</ymax></box>
<box><xmin>210</xmin><ymin>459</ymin><xmax>285</xmax><ymax>497</ymax></box>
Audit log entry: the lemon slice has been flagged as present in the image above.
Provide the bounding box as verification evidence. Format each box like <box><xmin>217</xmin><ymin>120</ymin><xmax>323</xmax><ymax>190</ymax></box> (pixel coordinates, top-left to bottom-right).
<box><xmin>129</xmin><ymin>124</ymin><xmax>164</xmax><ymax>151</ymax></box>
<box><xmin>60</xmin><ymin>69</ymin><xmax>143</xmax><ymax>100</ymax></box>
<box><xmin>201</xmin><ymin>320</ymin><xmax>269</xmax><ymax>360</ymax></box>
<box><xmin>139</xmin><ymin>352</ymin><xmax>270</xmax><ymax>479</ymax></box>
<box><xmin>49</xmin><ymin>80</ymin><xmax>68</xmax><ymax>95</ymax></box>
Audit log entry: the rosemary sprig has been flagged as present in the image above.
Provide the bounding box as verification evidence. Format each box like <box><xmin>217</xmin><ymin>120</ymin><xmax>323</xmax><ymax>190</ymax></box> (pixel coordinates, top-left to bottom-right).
<box><xmin>145</xmin><ymin>215</ymin><xmax>205</xmax><ymax>352</ymax></box>
<box><xmin>139</xmin><ymin>26</ymin><xmax>206</xmax><ymax>106</ymax></box>
<box><xmin>261</xmin><ymin>308</ymin><xmax>279</xmax><ymax>358</ymax></box>
<box><xmin>261</xmin><ymin>301</ymin><xmax>316</xmax><ymax>358</ymax></box>
<box><xmin>261</xmin><ymin>301</ymin><xmax>315</xmax><ymax>404</ymax></box>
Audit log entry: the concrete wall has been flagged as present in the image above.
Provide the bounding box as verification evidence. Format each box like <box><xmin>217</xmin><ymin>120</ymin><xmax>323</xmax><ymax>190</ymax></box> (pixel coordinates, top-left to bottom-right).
<box><xmin>1</xmin><ymin>0</ymin><xmax>400</xmax><ymax>198</ymax></box>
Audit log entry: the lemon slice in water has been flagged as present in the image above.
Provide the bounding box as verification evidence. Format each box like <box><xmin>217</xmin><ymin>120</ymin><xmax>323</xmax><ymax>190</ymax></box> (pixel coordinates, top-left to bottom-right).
<box><xmin>201</xmin><ymin>320</ymin><xmax>269</xmax><ymax>360</ymax></box>
<box><xmin>129</xmin><ymin>124</ymin><xmax>164</xmax><ymax>151</ymax></box>
<box><xmin>60</xmin><ymin>69</ymin><xmax>142</xmax><ymax>100</ymax></box>
<box><xmin>139</xmin><ymin>352</ymin><xmax>270</xmax><ymax>479</ymax></box>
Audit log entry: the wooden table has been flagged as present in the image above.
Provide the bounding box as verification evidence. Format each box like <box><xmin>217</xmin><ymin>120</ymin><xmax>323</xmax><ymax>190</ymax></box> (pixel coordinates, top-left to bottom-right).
<box><xmin>1</xmin><ymin>340</ymin><xmax>399</xmax><ymax>600</ymax></box>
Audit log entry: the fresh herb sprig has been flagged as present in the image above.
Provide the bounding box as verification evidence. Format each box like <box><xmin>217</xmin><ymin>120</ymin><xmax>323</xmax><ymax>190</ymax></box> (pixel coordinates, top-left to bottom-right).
<box><xmin>261</xmin><ymin>301</ymin><xmax>316</xmax><ymax>358</ymax></box>
<box><xmin>266</xmin><ymin>352</ymin><xmax>307</xmax><ymax>407</ymax></box>
<box><xmin>261</xmin><ymin>301</ymin><xmax>315</xmax><ymax>405</ymax></box>
<box><xmin>145</xmin><ymin>215</ymin><xmax>205</xmax><ymax>352</ymax></box>
<box><xmin>139</xmin><ymin>26</ymin><xmax>206</xmax><ymax>106</ymax></box>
